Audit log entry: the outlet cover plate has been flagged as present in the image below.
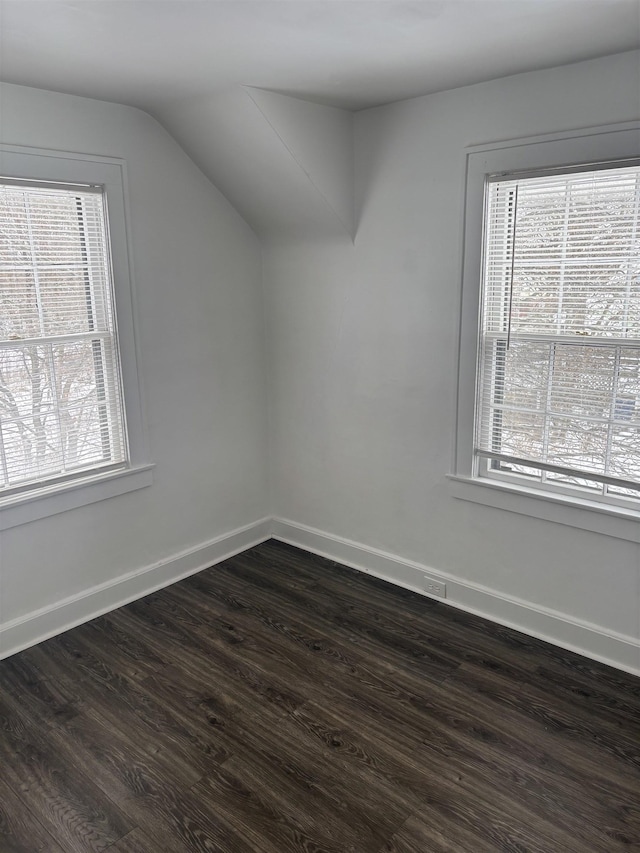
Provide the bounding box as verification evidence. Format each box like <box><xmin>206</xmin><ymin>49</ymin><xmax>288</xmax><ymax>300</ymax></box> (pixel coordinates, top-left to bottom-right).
<box><xmin>422</xmin><ymin>574</ymin><xmax>446</xmax><ymax>599</ymax></box>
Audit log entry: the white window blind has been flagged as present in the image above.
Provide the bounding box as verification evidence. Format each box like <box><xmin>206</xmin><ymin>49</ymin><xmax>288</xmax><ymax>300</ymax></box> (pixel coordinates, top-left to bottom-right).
<box><xmin>476</xmin><ymin>163</ymin><xmax>640</xmax><ymax>503</ymax></box>
<box><xmin>0</xmin><ymin>179</ymin><xmax>127</xmax><ymax>496</ymax></box>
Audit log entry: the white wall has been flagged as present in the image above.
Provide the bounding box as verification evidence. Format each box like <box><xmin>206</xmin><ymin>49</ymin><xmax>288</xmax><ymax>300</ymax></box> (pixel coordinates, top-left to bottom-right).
<box><xmin>2</xmin><ymin>54</ymin><xmax>639</xmax><ymax>672</ymax></box>
<box><xmin>156</xmin><ymin>87</ymin><xmax>354</xmax><ymax>240</ymax></box>
<box><xmin>246</xmin><ymin>89</ymin><xmax>355</xmax><ymax>235</ymax></box>
<box><xmin>0</xmin><ymin>84</ymin><xmax>269</xmax><ymax>639</ymax></box>
<box><xmin>265</xmin><ymin>52</ymin><xmax>640</xmax><ymax>669</ymax></box>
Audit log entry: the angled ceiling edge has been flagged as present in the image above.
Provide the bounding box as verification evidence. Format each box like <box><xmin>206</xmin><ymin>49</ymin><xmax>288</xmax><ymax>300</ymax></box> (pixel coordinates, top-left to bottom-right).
<box><xmin>157</xmin><ymin>86</ymin><xmax>355</xmax><ymax>240</ymax></box>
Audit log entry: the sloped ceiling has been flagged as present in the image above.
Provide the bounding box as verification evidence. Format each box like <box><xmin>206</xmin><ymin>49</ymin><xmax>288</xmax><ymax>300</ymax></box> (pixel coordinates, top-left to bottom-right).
<box><xmin>0</xmin><ymin>1</ymin><xmax>638</xmax><ymax>237</ymax></box>
<box><xmin>156</xmin><ymin>88</ymin><xmax>355</xmax><ymax>239</ymax></box>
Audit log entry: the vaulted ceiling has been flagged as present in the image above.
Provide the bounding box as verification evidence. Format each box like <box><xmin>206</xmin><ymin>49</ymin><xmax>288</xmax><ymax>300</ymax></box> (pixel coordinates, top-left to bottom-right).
<box><xmin>2</xmin><ymin>1</ymin><xmax>638</xmax><ymax>235</ymax></box>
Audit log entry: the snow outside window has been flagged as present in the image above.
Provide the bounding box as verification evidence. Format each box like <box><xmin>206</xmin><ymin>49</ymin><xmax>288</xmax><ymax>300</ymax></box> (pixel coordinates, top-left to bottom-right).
<box><xmin>0</xmin><ymin>180</ymin><xmax>128</xmax><ymax>499</ymax></box>
<box><xmin>475</xmin><ymin>163</ymin><xmax>640</xmax><ymax>509</ymax></box>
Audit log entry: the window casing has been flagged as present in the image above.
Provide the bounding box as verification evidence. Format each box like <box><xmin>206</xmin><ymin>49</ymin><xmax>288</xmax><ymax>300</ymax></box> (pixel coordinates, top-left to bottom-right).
<box><xmin>0</xmin><ymin>146</ymin><xmax>152</xmax><ymax>530</ymax></box>
<box><xmin>1</xmin><ymin>180</ymin><xmax>128</xmax><ymax>496</ymax></box>
<box><xmin>475</xmin><ymin>164</ymin><xmax>640</xmax><ymax>509</ymax></box>
<box><xmin>452</xmin><ymin>123</ymin><xmax>640</xmax><ymax>540</ymax></box>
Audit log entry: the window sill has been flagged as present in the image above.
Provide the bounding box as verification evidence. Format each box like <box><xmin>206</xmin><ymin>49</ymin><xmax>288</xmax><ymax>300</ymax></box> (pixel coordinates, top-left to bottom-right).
<box><xmin>0</xmin><ymin>464</ymin><xmax>155</xmax><ymax>531</ymax></box>
<box><xmin>448</xmin><ymin>474</ymin><xmax>640</xmax><ymax>543</ymax></box>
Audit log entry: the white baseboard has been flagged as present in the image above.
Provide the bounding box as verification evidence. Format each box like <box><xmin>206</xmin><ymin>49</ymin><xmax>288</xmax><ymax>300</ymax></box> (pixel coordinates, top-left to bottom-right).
<box><xmin>0</xmin><ymin>517</ymin><xmax>271</xmax><ymax>661</ymax></box>
<box><xmin>3</xmin><ymin>514</ymin><xmax>639</xmax><ymax>677</ymax></box>
<box><xmin>271</xmin><ymin>517</ymin><xmax>640</xmax><ymax>678</ymax></box>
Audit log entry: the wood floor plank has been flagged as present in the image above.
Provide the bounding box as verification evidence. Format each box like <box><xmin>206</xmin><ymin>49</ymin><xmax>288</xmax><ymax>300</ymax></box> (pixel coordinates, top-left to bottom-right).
<box><xmin>219</xmin><ymin>752</ymin><xmax>378</xmax><ymax>853</ymax></box>
<box><xmin>192</xmin><ymin>763</ymin><xmax>364</xmax><ymax>853</ymax></box>
<box><xmin>444</xmin><ymin>660</ymin><xmax>640</xmax><ymax>767</ymax></box>
<box><xmin>0</xmin><ymin>775</ymin><xmax>66</xmax><ymax>853</ymax></box>
<box><xmin>0</xmin><ymin>691</ymin><xmax>132</xmax><ymax>852</ymax></box>
<box><xmin>296</xmin><ymin>637</ymin><xmax>640</xmax><ymax>849</ymax></box>
<box><xmin>533</xmin><ymin>660</ymin><xmax>640</xmax><ymax>724</ymax></box>
<box><xmin>104</xmin><ymin>828</ymin><xmax>169</xmax><ymax>853</ymax></box>
<box><xmin>31</xmin><ymin>627</ymin><xmax>232</xmax><ymax>775</ymax></box>
<box><xmin>209</xmin><ymin>548</ymin><xmax>567</xmax><ymax>702</ymax></box>
<box><xmin>51</xmin><ymin>703</ymin><xmax>204</xmax><ymax>802</ymax></box>
<box><xmin>380</xmin><ymin>810</ymin><xmax>519</xmax><ymax>853</ymax></box>
<box><xmin>1</xmin><ymin>539</ymin><xmax>638</xmax><ymax>852</ymax></box>
<box><xmin>290</xmin><ymin>697</ymin><xmax>626</xmax><ymax>853</ymax></box>
<box><xmin>193</xmin><ymin>554</ymin><xmax>461</xmax><ymax>682</ymax></box>
<box><xmin>242</xmin><ymin>541</ymin><xmax>435</xmax><ymax>616</ymax></box>
<box><xmin>76</xmin><ymin>613</ymin><xmax>169</xmax><ymax>683</ymax></box>
<box><xmin>114</xmin><ymin>596</ymin><xmax>309</xmax><ymax>715</ymax></box>
<box><xmin>182</xmin><ymin>559</ymin><xmax>457</xmax><ymax>689</ymax></box>
<box><xmin>196</xmin><ymin>688</ymin><xmax>410</xmax><ymax>849</ymax></box>
<box><xmin>0</xmin><ymin>653</ymin><xmax>83</xmax><ymax>727</ymax></box>
<box><xmin>164</xmin><ymin>577</ymin><xmax>454</xmax><ymax>706</ymax></box>
<box><xmin>243</xmin><ymin>541</ymin><xmax>594</xmax><ymax>676</ymax></box>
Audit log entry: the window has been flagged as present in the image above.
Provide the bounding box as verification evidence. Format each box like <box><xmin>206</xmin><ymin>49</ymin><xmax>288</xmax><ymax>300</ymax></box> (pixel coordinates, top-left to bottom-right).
<box><xmin>476</xmin><ymin>163</ymin><xmax>640</xmax><ymax>508</ymax></box>
<box><xmin>0</xmin><ymin>146</ymin><xmax>151</xmax><ymax>530</ymax></box>
<box><xmin>452</xmin><ymin>123</ymin><xmax>640</xmax><ymax>539</ymax></box>
<box><xmin>1</xmin><ymin>180</ymin><xmax>127</xmax><ymax>495</ymax></box>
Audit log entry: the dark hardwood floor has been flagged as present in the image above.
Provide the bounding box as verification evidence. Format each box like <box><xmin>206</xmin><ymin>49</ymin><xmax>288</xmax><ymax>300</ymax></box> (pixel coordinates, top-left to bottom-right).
<box><xmin>1</xmin><ymin>540</ymin><xmax>639</xmax><ymax>852</ymax></box>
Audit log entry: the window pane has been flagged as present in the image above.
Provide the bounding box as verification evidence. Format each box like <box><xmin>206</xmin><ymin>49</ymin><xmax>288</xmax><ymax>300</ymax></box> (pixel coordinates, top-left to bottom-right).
<box><xmin>0</xmin><ymin>181</ymin><xmax>127</xmax><ymax>496</ymax></box>
<box><xmin>546</xmin><ymin>417</ymin><xmax>608</xmax><ymax>474</ymax></box>
<box><xmin>26</xmin><ymin>193</ymin><xmax>88</xmax><ymax>265</ymax></box>
<box><xmin>477</xmin><ymin>163</ymin><xmax>640</xmax><ymax>502</ymax></box>
<box><xmin>0</xmin><ymin>340</ymin><xmax>121</xmax><ymax>489</ymax></box>
<box><xmin>496</xmin><ymin>412</ymin><xmax>546</xmax><ymax>459</ymax></box>
<box><xmin>0</xmin><ymin>190</ymin><xmax>31</xmax><ymax>265</ymax></box>
<box><xmin>498</xmin><ymin>339</ymin><xmax>549</xmax><ymax>410</ymax></box>
<box><xmin>616</xmin><ymin>349</ymin><xmax>640</xmax><ymax>423</ymax></box>
<box><xmin>38</xmin><ymin>267</ymin><xmax>95</xmax><ymax>336</ymax></box>
<box><xmin>0</xmin><ymin>269</ymin><xmax>41</xmax><ymax>339</ymax></box>
<box><xmin>549</xmin><ymin>345</ymin><xmax>615</xmax><ymax>420</ymax></box>
<box><xmin>1</xmin><ymin>417</ymin><xmax>63</xmax><ymax>487</ymax></box>
<box><xmin>609</xmin><ymin>426</ymin><xmax>640</xmax><ymax>482</ymax></box>
<box><xmin>0</xmin><ymin>345</ymin><xmax>56</xmax><ymax>421</ymax></box>
<box><xmin>485</xmin><ymin>167</ymin><xmax>640</xmax><ymax>339</ymax></box>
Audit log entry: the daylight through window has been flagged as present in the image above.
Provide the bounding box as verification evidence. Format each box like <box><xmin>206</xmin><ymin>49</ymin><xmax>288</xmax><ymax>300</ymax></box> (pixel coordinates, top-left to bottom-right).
<box><xmin>475</xmin><ymin>163</ymin><xmax>640</xmax><ymax>506</ymax></box>
<box><xmin>0</xmin><ymin>180</ymin><xmax>127</xmax><ymax>497</ymax></box>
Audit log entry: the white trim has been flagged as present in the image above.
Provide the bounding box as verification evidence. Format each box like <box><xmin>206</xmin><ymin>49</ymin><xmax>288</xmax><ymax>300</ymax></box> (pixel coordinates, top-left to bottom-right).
<box><xmin>0</xmin><ymin>464</ymin><xmax>155</xmax><ymax>531</ymax></box>
<box><xmin>0</xmin><ymin>144</ymin><xmax>152</xmax><ymax>527</ymax></box>
<box><xmin>1</xmin><ymin>517</ymin><xmax>638</xmax><ymax>676</ymax></box>
<box><xmin>0</xmin><ymin>517</ymin><xmax>271</xmax><ymax>660</ymax></box>
<box><xmin>271</xmin><ymin>517</ymin><xmax>640</xmax><ymax>677</ymax></box>
<box><xmin>448</xmin><ymin>474</ymin><xmax>640</xmax><ymax>543</ymax></box>
<box><xmin>453</xmin><ymin>121</ymin><xmax>640</xmax><ymax>532</ymax></box>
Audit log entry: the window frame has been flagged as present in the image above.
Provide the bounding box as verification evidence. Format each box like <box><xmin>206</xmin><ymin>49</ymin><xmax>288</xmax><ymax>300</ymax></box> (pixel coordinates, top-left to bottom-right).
<box><xmin>450</xmin><ymin>122</ymin><xmax>640</xmax><ymax>543</ymax></box>
<box><xmin>0</xmin><ymin>145</ymin><xmax>152</xmax><ymax>530</ymax></box>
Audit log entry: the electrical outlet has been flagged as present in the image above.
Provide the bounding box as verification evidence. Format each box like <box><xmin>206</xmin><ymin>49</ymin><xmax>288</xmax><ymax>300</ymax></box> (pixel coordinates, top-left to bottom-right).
<box><xmin>422</xmin><ymin>574</ymin><xmax>446</xmax><ymax>599</ymax></box>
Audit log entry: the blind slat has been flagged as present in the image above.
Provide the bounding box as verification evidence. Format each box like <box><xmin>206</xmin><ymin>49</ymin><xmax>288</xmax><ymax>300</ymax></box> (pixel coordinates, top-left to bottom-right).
<box><xmin>0</xmin><ymin>181</ymin><xmax>127</xmax><ymax>493</ymax></box>
<box><xmin>476</xmin><ymin>163</ymin><xmax>640</xmax><ymax>500</ymax></box>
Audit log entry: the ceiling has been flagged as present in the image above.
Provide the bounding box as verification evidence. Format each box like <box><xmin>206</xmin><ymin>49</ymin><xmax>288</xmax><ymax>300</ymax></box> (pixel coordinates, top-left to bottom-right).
<box><xmin>1</xmin><ymin>1</ymin><xmax>638</xmax><ymax>237</ymax></box>
<box><xmin>0</xmin><ymin>0</ymin><xmax>639</xmax><ymax>113</ymax></box>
